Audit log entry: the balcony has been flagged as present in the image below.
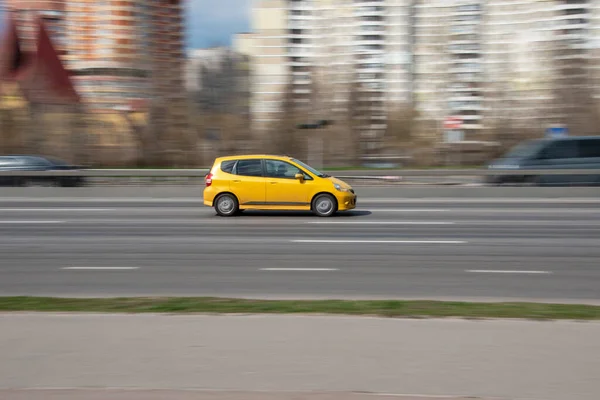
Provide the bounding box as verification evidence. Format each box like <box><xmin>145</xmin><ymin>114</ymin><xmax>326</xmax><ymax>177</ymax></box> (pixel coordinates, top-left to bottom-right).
<box><xmin>450</xmin><ymin>26</ymin><xmax>478</xmax><ymax>35</ymax></box>
<box><xmin>288</xmin><ymin>20</ymin><xmax>312</xmax><ymax>30</ymax></box>
<box><xmin>354</xmin><ymin>6</ymin><xmax>385</xmax><ymax>17</ymax></box>
<box><xmin>449</xmin><ymin>65</ymin><xmax>483</xmax><ymax>74</ymax></box>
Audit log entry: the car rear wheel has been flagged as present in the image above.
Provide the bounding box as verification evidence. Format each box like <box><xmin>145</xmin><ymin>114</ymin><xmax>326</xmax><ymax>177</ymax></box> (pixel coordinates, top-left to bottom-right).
<box><xmin>312</xmin><ymin>194</ymin><xmax>337</xmax><ymax>217</ymax></box>
<box><xmin>215</xmin><ymin>193</ymin><xmax>239</xmax><ymax>217</ymax></box>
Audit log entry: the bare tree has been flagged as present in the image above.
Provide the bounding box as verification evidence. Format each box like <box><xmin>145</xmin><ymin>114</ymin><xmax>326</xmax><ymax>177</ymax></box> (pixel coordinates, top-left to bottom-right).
<box><xmin>263</xmin><ymin>77</ymin><xmax>301</xmax><ymax>156</ymax></box>
<box><xmin>550</xmin><ymin>36</ymin><xmax>600</xmax><ymax>136</ymax></box>
<box><xmin>386</xmin><ymin>105</ymin><xmax>417</xmax><ymax>144</ymax></box>
<box><xmin>0</xmin><ymin>105</ymin><xmax>27</xmax><ymax>154</ymax></box>
<box><xmin>345</xmin><ymin>77</ymin><xmax>365</xmax><ymax>165</ymax></box>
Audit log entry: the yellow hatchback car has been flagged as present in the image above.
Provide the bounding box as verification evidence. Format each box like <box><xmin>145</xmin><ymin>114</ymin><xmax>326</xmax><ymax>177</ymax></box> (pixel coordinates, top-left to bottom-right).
<box><xmin>203</xmin><ymin>155</ymin><xmax>357</xmax><ymax>217</ymax></box>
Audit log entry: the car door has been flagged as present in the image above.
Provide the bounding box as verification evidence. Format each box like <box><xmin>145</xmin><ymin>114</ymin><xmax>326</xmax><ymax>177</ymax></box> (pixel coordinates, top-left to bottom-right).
<box><xmin>264</xmin><ymin>159</ymin><xmax>312</xmax><ymax>207</ymax></box>
<box><xmin>574</xmin><ymin>138</ymin><xmax>600</xmax><ymax>185</ymax></box>
<box><xmin>230</xmin><ymin>159</ymin><xmax>266</xmax><ymax>206</ymax></box>
<box><xmin>531</xmin><ymin>140</ymin><xmax>581</xmax><ymax>185</ymax></box>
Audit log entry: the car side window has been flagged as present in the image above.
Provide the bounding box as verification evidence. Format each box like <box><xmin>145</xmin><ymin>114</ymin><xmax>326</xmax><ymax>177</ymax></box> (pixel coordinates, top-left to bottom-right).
<box><xmin>578</xmin><ymin>139</ymin><xmax>600</xmax><ymax>158</ymax></box>
<box><xmin>539</xmin><ymin>141</ymin><xmax>577</xmax><ymax>160</ymax></box>
<box><xmin>235</xmin><ymin>159</ymin><xmax>263</xmax><ymax>177</ymax></box>
<box><xmin>220</xmin><ymin>160</ymin><xmax>237</xmax><ymax>174</ymax></box>
<box><xmin>264</xmin><ymin>159</ymin><xmax>307</xmax><ymax>179</ymax></box>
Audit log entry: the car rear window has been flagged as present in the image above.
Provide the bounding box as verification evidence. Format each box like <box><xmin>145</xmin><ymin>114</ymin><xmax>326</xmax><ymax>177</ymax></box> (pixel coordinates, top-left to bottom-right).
<box><xmin>220</xmin><ymin>160</ymin><xmax>236</xmax><ymax>174</ymax></box>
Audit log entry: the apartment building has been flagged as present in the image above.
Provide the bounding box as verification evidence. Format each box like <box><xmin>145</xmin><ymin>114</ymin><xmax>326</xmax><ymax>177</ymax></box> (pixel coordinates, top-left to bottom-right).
<box><xmin>248</xmin><ymin>0</ymin><xmax>600</xmax><ymax>147</ymax></box>
<box><xmin>5</xmin><ymin>0</ymin><xmax>186</xmax><ymax>112</ymax></box>
<box><xmin>483</xmin><ymin>0</ymin><xmax>598</xmax><ymax>135</ymax></box>
<box><xmin>246</xmin><ymin>0</ymin><xmax>413</xmax><ymax>147</ymax></box>
<box><xmin>414</xmin><ymin>0</ymin><xmax>600</xmax><ymax>140</ymax></box>
<box><xmin>412</xmin><ymin>0</ymin><xmax>489</xmax><ymax>141</ymax></box>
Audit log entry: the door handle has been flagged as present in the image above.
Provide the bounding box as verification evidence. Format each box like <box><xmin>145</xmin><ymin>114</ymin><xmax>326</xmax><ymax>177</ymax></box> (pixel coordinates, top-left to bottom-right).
<box><xmin>269</xmin><ymin>182</ymin><xmax>277</xmax><ymax>184</ymax></box>
<box><xmin>233</xmin><ymin>180</ymin><xmax>241</xmax><ymax>183</ymax></box>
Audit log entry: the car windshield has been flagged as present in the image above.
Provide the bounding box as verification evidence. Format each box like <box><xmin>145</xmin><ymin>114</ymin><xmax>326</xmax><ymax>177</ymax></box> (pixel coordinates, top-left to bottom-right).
<box><xmin>504</xmin><ymin>140</ymin><xmax>546</xmax><ymax>159</ymax></box>
<box><xmin>292</xmin><ymin>158</ymin><xmax>327</xmax><ymax>177</ymax></box>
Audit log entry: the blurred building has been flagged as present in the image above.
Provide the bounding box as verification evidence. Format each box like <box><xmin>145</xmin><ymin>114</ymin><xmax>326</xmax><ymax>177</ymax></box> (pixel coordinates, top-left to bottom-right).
<box><xmin>413</xmin><ymin>1</ymin><xmax>485</xmax><ymax>140</ymax></box>
<box><xmin>185</xmin><ymin>47</ymin><xmax>250</xmax><ymax>117</ymax></box>
<box><xmin>410</xmin><ymin>0</ymin><xmax>600</xmax><ymax>140</ymax></box>
<box><xmin>246</xmin><ymin>0</ymin><xmax>600</xmax><ymax>148</ymax></box>
<box><xmin>5</xmin><ymin>0</ymin><xmax>186</xmax><ymax>113</ymax></box>
<box><xmin>4</xmin><ymin>1</ymin><xmax>67</xmax><ymax>56</ymax></box>
<box><xmin>244</xmin><ymin>0</ymin><xmax>413</xmax><ymax>150</ymax></box>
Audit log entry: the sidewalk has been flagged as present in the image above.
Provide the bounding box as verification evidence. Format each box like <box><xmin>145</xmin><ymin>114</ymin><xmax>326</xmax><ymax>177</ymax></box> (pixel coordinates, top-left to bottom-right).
<box><xmin>1</xmin><ymin>314</ymin><xmax>599</xmax><ymax>400</ymax></box>
<box><xmin>0</xmin><ymin>390</ymin><xmax>500</xmax><ymax>400</ymax></box>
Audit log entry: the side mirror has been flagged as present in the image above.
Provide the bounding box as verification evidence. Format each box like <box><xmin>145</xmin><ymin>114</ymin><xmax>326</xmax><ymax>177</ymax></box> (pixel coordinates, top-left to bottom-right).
<box><xmin>295</xmin><ymin>173</ymin><xmax>305</xmax><ymax>181</ymax></box>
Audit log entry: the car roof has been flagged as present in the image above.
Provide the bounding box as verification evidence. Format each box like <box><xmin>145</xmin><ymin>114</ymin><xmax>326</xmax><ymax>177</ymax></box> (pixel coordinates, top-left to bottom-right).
<box><xmin>538</xmin><ymin>136</ymin><xmax>600</xmax><ymax>143</ymax></box>
<box><xmin>214</xmin><ymin>154</ymin><xmax>294</xmax><ymax>162</ymax></box>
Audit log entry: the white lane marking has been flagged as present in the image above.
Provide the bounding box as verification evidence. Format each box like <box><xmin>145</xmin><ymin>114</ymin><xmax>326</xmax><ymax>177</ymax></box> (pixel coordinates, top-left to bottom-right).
<box><xmin>1</xmin><ymin>197</ymin><xmax>599</xmax><ymax>204</ymax></box>
<box><xmin>361</xmin><ymin>209</ymin><xmax>449</xmax><ymax>213</ymax></box>
<box><xmin>292</xmin><ymin>239</ymin><xmax>467</xmax><ymax>244</ymax></box>
<box><xmin>367</xmin><ymin>208</ymin><xmax>600</xmax><ymax>214</ymax></box>
<box><xmin>0</xmin><ymin>198</ymin><xmax>203</xmax><ymax>203</ymax></box>
<box><xmin>307</xmin><ymin>221</ymin><xmax>455</xmax><ymax>225</ymax></box>
<box><xmin>0</xmin><ymin>208</ymin><xmax>115</xmax><ymax>212</ymax></box>
<box><xmin>466</xmin><ymin>270</ymin><xmax>552</xmax><ymax>274</ymax></box>
<box><xmin>62</xmin><ymin>267</ymin><xmax>140</xmax><ymax>270</ymax></box>
<box><xmin>0</xmin><ymin>220</ymin><xmax>65</xmax><ymax>224</ymax></box>
<box><xmin>362</xmin><ymin>198</ymin><xmax>600</xmax><ymax>204</ymax></box>
<box><xmin>260</xmin><ymin>268</ymin><xmax>339</xmax><ymax>271</ymax></box>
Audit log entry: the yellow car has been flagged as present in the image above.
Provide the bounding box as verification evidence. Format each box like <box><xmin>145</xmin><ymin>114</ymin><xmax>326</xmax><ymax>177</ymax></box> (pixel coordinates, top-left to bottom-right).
<box><xmin>203</xmin><ymin>155</ymin><xmax>357</xmax><ymax>217</ymax></box>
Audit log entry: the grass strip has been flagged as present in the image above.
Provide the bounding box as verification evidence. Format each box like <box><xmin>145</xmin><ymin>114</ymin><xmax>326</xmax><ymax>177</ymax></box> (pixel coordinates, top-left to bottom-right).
<box><xmin>0</xmin><ymin>297</ymin><xmax>599</xmax><ymax>320</ymax></box>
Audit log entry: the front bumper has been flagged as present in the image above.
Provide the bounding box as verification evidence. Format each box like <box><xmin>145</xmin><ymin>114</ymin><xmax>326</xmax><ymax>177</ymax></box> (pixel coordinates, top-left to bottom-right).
<box><xmin>337</xmin><ymin>193</ymin><xmax>357</xmax><ymax>211</ymax></box>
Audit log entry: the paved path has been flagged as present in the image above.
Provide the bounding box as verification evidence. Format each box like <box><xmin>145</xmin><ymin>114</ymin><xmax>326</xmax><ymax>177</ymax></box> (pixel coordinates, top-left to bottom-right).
<box><xmin>0</xmin><ymin>389</ymin><xmax>494</xmax><ymax>400</ymax></box>
<box><xmin>1</xmin><ymin>314</ymin><xmax>599</xmax><ymax>400</ymax></box>
<box><xmin>0</xmin><ymin>191</ymin><xmax>599</xmax><ymax>302</ymax></box>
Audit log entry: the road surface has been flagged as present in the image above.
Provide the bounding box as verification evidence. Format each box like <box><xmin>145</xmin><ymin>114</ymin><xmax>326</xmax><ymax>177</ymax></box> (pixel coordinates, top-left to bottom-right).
<box><xmin>0</xmin><ymin>187</ymin><xmax>598</xmax><ymax>302</ymax></box>
<box><xmin>1</xmin><ymin>314</ymin><xmax>599</xmax><ymax>400</ymax></box>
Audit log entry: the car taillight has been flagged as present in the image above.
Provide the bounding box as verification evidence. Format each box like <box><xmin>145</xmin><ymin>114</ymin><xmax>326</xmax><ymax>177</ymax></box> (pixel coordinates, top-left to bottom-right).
<box><xmin>205</xmin><ymin>172</ymin><xmax>213</xmax><ymax>187</ymax></box>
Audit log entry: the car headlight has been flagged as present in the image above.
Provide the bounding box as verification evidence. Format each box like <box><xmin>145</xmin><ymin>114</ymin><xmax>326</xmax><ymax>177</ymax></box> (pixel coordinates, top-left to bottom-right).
<box><xmin>334</xmin><ymin>183</ymin><xmax>351</xmax><ymax>192</ymax></box>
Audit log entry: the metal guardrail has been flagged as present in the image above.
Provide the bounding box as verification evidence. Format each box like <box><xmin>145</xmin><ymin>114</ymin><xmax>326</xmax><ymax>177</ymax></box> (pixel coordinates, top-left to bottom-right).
<box><xmin>0</xmin><ymin>168</ymin><xmax>599</xmax><ymax>178</ymax></box>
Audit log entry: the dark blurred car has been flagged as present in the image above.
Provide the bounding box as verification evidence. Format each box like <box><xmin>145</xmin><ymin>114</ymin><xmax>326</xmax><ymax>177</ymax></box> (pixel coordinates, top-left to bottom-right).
<box><xmin>486</xmin><ymin>136</ymin><xmax>600</xmax><ymax>186</ymax></box>
<box><xmin>0</xmin><ymin>155</ymin><xmax>87</xmax><ymax>187</ymax></box>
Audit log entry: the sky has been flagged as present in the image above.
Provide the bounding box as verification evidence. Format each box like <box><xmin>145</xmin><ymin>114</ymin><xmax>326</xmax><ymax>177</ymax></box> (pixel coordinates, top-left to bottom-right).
<box><xmin>186</xmin><ymin>0</ymin><xmax>252</xmax><ymax>49</ymax></box>
<box><xmin>0</xmin><ymin>0</ymin><xmax>252</xmax><ymax>50</ymax></box>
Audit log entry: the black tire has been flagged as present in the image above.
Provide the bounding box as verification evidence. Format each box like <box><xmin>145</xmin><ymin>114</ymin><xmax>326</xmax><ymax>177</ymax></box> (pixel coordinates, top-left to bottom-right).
<box><xmin>214</xmin><ymin>193</ymin><xmax>239</xmax><ymax>217</ymax></box>
<box><xmin>312</xmin><ymin>193</ymin><xmax>337</xmax><ymax>217</ymax></box>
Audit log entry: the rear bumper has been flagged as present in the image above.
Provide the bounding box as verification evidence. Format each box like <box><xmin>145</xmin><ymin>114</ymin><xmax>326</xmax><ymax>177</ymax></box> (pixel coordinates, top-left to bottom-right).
<box><xmin>203</xmin><ymin>187</ymin><xmax>218</xmax><ymax>207</ymax></box>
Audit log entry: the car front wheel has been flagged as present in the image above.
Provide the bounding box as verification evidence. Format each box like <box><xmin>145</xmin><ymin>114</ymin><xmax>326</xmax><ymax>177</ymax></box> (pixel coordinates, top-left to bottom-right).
<box><xmin>312</xmin><ymin>194</ymin><xmax>337</xmax><ymax>217</ymax></box>
<box><xmin>215</xmin><ymin>193</ymin><xmax>239</xmax><ymax>217</ymax></box>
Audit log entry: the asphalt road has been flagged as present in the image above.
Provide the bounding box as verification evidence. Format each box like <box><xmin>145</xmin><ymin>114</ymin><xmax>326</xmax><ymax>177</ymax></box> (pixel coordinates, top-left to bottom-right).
<box><xmin>0</xmin><ymin>187</ymin><xmax>599</xmax><ymax>302</ymax></box>
<box><xmin>2</xmin><ymin>314</ymin><xmax>599</xmax><ymax>400</ymax></box>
